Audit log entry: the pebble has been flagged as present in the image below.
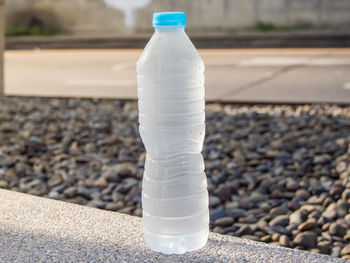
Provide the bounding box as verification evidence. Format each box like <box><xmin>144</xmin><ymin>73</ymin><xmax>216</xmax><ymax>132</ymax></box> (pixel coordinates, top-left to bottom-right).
<box><xmin>257</xmin><ymin>220</ymin><xmax>267</xmax><ymax>228</ymax></box>
<box><xmin>276</xmin><ymin>152</ymin><xmax>293</xmax><ymax>164</ymax></box>
<box><xmin>269</xmin><ymin>215</ymin><xmax>289</xmax><ymax>227</ymax></box>
<box><xmin>209</xmin><ymin>195</ymin><xmax>221</xmax><ymax>207</ymax></box>
<box><xmin>333</xmin><ymin>200</ymin><xmax>349</xmax><ymax>218</ymax></box>
<box><xmin>295</xmin><ymin>189</ymin><xmax>310</xmax><ymax>200</ymax></box>
<box><xmin>321</xmin><ymin>222</ymin><xmax>331</xmax><ymax>231</ymax></box>
<box><xmin>271</xmin><ymin>233</ymin><xmax>280</xmax><ymax>242</ymax></box>
<box><xmin>115</xmin><ymin>178</ymin><xmax>138</xmax><ymax>194</ymax></box>
<box><xmin>342</xmin><ymin>245</ymin><xmax>350</xmax><ymax>256</ymax></box>
<box><xmin>342</xmin><ymin>189</ymin><xmax>350</xmax><ymax>200</ymax></box>
<box><xmin>103</xmin><ymin>163</ymin><xmax>135</xmax><ymax>181</ymax></box>
<box><xmin>270</xmin><ymin>206</ymin><xmax>288</xmax><ymax>216</ymax></box>
<box><xmin>117</xmin><ymin>206</ymin><xmax>134</xmax><ymax>214</ymax></box>
<box><xmin>227</xmin><ymin>208</ymin><xmax>246</xmax><ymax>219</ymax></box>
<box><xmin>268</xmin><ymin>225</ymin><xmax>291</xmax><ymax>235</ymax></box>
<box><xmin>331</xmin><ymin>247</ymin><xmax>342</xmax><ymax>258</ymax></box>
<box><xmin>214</xmin><ymin>217</ymin><xmax>234</xmax><ymax>227</ymax></box>
<box><xmin>236</xmin><ymin>225</ymin><xmax>253</xmax><ymax>236</ymax></box>
<box><xmin>261</xmin><ymin>235</ymin><xmax>271</xmax><ymax>242</ymax></box>
<box><xmin>329</xmin><ymin>222</ymin><xmax>347</xmax><ymax>237</ymax></box>
<box><xmin>216</xmin><ymin>184</ymin><xmax>231</xmax><ymax>202</ymax></box>
<box><xmin>317</xmin><ymin>241</ymin><xmax>331</xmax><ymax>255</ymax></box>
<box><xmin>322</xmin><ymin>206</ymin><xmax>337</xmax><ymax>220</ymax></box>
<box><xmin>297</xmin><ymin>219</ymin><xmax>317</xmax><ymax>231</ymax></box>
<box><xmin>105</xmin><ymin>202</ymin><xmax>124</xmax><ymax>211</ymax></box>
<box><xmin>210</xmin><ymin>205</ymin><xmax>227</xmax><ymax>221</ymax></box>
<box><xmin>0</xmin><ymin>180</ymin><xmax>8</xmax><ymax>188</ymax></box>
<box><xmin>330</xmin><ymin>185</ymin><xmax>344</xmax><ymax>197</ymax></box>
<box><xmin>286</xmin><ymin>178</ymin><xmax>298</xmax><ymax>191</ymax></box>
<box><xmin>93</xmin><ymin>177</ymin><xmax>108</xmax><ymax>188</ymax></box>
<box><xmin>63</xmin><ymin>186</ymin><xmax>77</xmax><ymax>198</ymax></box>
<box><xmin>313</xmin><ymin>155</ymin><xmax>330</xmax><ymax>165</ymax></box>
<box><xmin>87</xmin><ymin>200</ymin><xmax>105</xmax><ymax>209</ymax></box>
<box><xmin>344</xmin><ymin>230</ymin><xmax>350</xmax><ymax>241</ymax></box>
<box><xmin>134</xmin><ymin>208</ymin><xmax>142</xmax><ymax>217</ymax></box>
<box><xmin>293</xmin><ymin>231</ymin><xmax>317</xmax><ymax>249</ymax></box>
<box><xmin>48</xmin><ymin>191</ymin><xmax>61</xmax><ymax>199</ymax></box>
<box><xmin>279</xmin><ymin>235</ymin><xmax>291</xmax><ymax>247</ymax></box>
<box><xmin>112</xmin><ymin>191</ymin><xmax>125</xmax><ymax>202</ymax></box>
<box><xmin>248</xmin><ymin>192</ymin><xmax>266</xmax><ymax>203</ymax></box>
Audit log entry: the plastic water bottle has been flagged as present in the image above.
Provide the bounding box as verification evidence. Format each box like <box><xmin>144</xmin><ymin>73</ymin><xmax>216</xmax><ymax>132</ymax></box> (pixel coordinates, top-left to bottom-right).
<box><xmin>137</xmin><ymin>12</ymin><xmax>209</xmax><ymax>254</ymax></box>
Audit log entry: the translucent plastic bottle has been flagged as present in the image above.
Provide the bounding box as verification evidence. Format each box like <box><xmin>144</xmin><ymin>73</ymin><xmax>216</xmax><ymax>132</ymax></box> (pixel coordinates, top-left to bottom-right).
<box><xmin>137</xmin><ymin>12</ymin><xmax>209</xmax><ymax>254</ymax></box>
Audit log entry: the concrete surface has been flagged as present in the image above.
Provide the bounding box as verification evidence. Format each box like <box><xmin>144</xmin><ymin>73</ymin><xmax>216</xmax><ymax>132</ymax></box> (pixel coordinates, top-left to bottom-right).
<box><xmin>0</xmin><ymin>189</ymin><xmax>345</xmax><ymax>263</ymax></box>
<box><xmin>5</xmin><ymin>0</ymin><xmax>350</xmax><ymax>35</ymax></box>
<box><xmin>4</xmin><ymin>48</ymin><xmax>350</xmax><ymax>104</ymax></box>
<box><xmin>0</xmin><ymin>0</ymin><xmax>4</xmax><ymax>95</ymax></box>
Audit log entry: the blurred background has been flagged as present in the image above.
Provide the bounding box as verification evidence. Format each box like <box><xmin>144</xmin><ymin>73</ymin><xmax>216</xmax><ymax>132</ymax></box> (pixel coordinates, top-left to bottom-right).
<box><xmin>1</xmin><ymin>0</ymin><xmax>350</xmax><ymax>260</ymax></box>
<box><xmin>4</xmin><ymin>0</ymin><xmax>350</xmax><ymax>36</ymax></box>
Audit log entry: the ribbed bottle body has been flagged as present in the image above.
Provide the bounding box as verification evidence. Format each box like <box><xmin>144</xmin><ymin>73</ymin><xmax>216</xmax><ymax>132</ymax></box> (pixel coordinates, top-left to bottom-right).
<box><xmin>137</xmin><ymin>27</ymin><xmax>208</xmax><ymax>254</ymax></box>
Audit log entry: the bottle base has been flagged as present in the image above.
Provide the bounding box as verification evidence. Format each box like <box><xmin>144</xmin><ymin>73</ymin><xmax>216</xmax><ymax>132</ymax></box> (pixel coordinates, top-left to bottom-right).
<box><xmin>143</xmin><ymin>228</ymin><xmax>208</xmax><ymax>254</ymax></box>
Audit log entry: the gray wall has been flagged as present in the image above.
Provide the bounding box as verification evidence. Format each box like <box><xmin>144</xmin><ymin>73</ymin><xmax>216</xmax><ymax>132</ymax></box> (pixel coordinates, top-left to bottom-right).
<box><xmin>5</xmin><ymin>0</ymin><xmax>350</xmax><ymax>36</ymax></box>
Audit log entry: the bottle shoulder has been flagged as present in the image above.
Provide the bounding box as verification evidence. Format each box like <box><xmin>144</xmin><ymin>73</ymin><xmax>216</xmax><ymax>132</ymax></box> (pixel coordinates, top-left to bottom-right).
<box><xmin>137</xmin><ymin>31</ymin><xmax>204</xmax><ymax>76</ymax></box>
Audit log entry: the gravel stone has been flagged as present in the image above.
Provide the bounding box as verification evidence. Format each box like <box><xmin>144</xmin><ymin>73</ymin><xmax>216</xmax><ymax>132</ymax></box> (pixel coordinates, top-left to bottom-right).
<box><xmin>317</xmin><ymin>241</ymin><xmax>331</xmax><ymax>255</ymax></box>
<box><xmin>331</xmin><ymin>247</ymin><xmax>342</xmax><ymax>258</ymax></box>
<box><xmin>286</xmin><ymin>178</ymin><xmax>299</xmax><ymax>191</ymax></box>
<box><xmin>216</xmin><ymin>184</ymin><xmax>231</xmax><ymax>202</ymax></box>
<box><xmin>209</xmin><ymin>195</ymin><xmax>221</xmax><ymax>207</ymax></box>
<box><xmin>279</xmin><ymin>235</ymin><xmax>291</xmax><ymax>247</ymax></box>
<box><xmin>236</xmin><ymin>225</ymin><xmax>253</xmax><ymax>236</ymax></box>
<box><xmin>269</xmin><ymin>215</ymin><xmax>289</xmax><ymax>227</ymax></box>
<box><xmin>341</xmin><ymin>245</ymin><xmax>350</xmax><ymax>256</ymax></box>
<box><xmin>295</xmin><ymin>189</ymin><xmax>310</xmax><ymax>200</ymax></box>
<box><xmin>293</xmin><ymin>231</ymin><xmax>317</xmax><ymax>249</ymax></box>
<box><xmin>1</xmin><ymin>98</ymin><xmax>350</xmax><ymax>258</ymax></box>
<box><xmin>249</xmin><ymin>192</ymin><xmax>266</xmax><ymax>203</ymax></box>
<box><xmin>298</xmin><ymin>219</ymin><xmax>317</xmax><ymax>232</ymax></box>
<box><xmin>270</xmin><ymin>206</ymin><xmax>288</xmax><ymax>216</ymax></box>
<box><xmin>329</xmin><ymin>222</ymin><xmax>348</xmax><ymax>237</ymax></box>
<box><xmin>214</xmin><ymin>217</ymin><xmax>234</xmax><ymax>227</ymax></box>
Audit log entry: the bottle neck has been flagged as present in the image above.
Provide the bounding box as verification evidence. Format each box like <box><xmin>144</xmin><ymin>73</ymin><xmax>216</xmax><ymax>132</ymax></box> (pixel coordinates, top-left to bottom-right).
<box><xmin>154</xmin><ymin>26</ymin><xmax>185</xmax><ymax>33</ymax></box>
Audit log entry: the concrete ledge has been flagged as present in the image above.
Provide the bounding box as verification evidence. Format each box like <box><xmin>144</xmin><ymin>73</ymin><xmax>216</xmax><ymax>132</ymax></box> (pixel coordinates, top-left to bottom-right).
<box><xmin>0</xmin><ymin>189</ymin><xmax>346</xmax><ymax>262</ymax></box>
<box><xmin>5</xmin><ymin>31</ymin><xmax>350</xmax><ymax>50</ymax></box>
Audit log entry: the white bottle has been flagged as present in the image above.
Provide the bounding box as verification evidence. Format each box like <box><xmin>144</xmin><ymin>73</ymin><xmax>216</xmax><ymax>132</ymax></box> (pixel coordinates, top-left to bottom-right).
<box><xmin>137</xmin><ymin>12</ymin><xmax>209</xmax><ymax>254</ymax></box>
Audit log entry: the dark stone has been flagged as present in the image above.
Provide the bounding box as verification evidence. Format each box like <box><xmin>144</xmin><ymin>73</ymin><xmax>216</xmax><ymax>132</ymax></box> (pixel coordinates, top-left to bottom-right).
<box><xmin>209</xmin><ymin>195</ymin><xmax>221</xmax><ymax>207</ymax></box>
<box><xmin>295</xmin><ymin>189</ymin><xmax>310</xmax><ymax>200</ymax></box>
<box><xmin>214</xmin><ymin>217</ymin><xmax>234</xmax><ymax>227</ymax></box>
<box><xmin>329</xmin><ymin>222</ymin><xmax>348</xmax><ymax>237</ymax></box>
<box><xmin>330</xmin><ymin>185</ymin><xmax>344</xmax><ymax>197</ymax></box>
<box><xmin>276</xmin><ymin>152</ymin><xmax>293</xmax><ymax>164</ymax></box>
<box><xmin>216</xmin><ymin>184</ymin><xmax>231</xmax><ymax>202</ymax></box>
<box><xmin>269</xmin><ymin>215</ymin><xmax>289</xmax><ymax>227</ymax></box>
<box><xmin>293</xmin><ymin>231</ymin><xmax>317</xmax><ymax>249</ymax></box>
<box><xmin>267</xmin><ymin>226</ymin><xmax>291</xmax><ymax>236</ymax></box>
<box><xmin>210</xmin><ymin>205</ymin><xmax>227</xmax><ymax>221</ymax></box>
<box><xmin>236</xmin><ymin>225</ymin><xmax>253</xmax><ymax>236</ymax></box>
<box><xmin>226</xmin><ymin>208</ymin><xmax>246</xmax><ymax>219</ymax></box>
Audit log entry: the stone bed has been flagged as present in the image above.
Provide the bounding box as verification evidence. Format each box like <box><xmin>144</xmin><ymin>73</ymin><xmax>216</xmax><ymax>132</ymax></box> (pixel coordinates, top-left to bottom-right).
<box><xmin>0</xmin><ymin>96</ymin><xmax>350</xmax><ymax>260</ymax></box>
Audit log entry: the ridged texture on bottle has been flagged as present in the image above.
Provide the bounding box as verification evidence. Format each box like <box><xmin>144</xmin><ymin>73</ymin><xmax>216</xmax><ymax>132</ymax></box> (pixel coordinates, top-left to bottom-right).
<box><xmin>137</xmin><ymin>27</ymin><xmax>209</xmax><ymax>254</ymax></box>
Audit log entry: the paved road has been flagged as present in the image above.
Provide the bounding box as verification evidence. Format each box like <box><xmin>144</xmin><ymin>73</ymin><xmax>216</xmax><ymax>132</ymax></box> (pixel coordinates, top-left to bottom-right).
<box><xmin>4</xmin><ymin>48</ymin><xmax>350</xmax><ymax>104</ymax></box>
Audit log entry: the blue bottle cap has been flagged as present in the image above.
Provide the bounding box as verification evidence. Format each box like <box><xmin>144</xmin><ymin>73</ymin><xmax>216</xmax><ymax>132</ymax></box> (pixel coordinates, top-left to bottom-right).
<box><xmin>152</xmin><ymin>12</ymin><xmax>186</xmax><ymax>27</ymax></box>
